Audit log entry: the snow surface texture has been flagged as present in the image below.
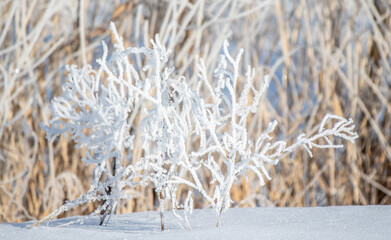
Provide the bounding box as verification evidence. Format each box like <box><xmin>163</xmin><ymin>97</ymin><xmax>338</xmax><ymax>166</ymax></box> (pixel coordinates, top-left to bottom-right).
<box><xmin>2</xmin><ymin>206</ymin><xmax>390</xmax><ymax>240</ymax></box>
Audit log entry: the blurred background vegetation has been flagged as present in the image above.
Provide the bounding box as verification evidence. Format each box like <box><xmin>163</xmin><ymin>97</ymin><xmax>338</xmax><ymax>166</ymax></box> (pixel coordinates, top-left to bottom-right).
<box><xmin>1</xmin><ymin>0</ymin><xmax>390</xmax><ymax>223</ymax></box>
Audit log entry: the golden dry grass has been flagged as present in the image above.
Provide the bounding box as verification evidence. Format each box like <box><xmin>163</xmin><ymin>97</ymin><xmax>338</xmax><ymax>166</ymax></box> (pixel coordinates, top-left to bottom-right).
<box><xmin>1</xmin><ymin>0</ymin><xmax>390</xmax><ymax>223</ymax></box>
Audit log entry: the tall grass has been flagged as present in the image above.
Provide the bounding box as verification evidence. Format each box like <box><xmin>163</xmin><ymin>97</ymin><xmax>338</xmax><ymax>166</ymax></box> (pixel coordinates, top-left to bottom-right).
<box><xmin>1</xmin><ymin>0</ymin><xmax>390</xmax><ymax>223</ymax></box>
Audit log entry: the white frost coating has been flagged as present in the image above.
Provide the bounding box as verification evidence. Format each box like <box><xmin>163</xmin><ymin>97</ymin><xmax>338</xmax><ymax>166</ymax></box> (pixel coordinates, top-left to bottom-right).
<box><xmin>40</xmin><ymin>24</ymin><xmax>358</xmax><ymax>229</ymax></box>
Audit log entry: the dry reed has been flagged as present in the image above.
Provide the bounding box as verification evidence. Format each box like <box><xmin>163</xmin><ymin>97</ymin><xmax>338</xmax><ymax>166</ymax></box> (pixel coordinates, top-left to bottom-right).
<box><xmin>0</xmin><ymin>0</ymin><xmax>390</xmax><ymax>223</ymax></box>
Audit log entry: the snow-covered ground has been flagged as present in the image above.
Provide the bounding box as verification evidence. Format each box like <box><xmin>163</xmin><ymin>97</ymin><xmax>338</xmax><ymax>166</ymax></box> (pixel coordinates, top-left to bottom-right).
<box><xmin>2</xmin><ymin>206</ymin><xmax>390</xmax><ymax>240</ymax></box>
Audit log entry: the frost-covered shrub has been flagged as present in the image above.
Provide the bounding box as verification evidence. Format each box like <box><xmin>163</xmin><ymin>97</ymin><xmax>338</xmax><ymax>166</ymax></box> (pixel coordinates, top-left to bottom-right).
<box><xmin>131</xmin><ymin>31</ymin><xmax>194</xmax><ymax>231</ymax></box>
<box><xmin>40</xmin><ymin>23</ymin><xmax>145</xmax><ymax>225</ymax></box>
<box><xmin>39</xmin><ymin>23</ymin><xmax>194</xmax><ymax>229</ymax></box>
<box><xmin>39</xmin><ymin>23</ymin><xmax>358</xmax><ymax>229</ymax></box>
<box><xmin>170</xmin><ymin>40</ymin><xmax>358</xmax><ymax>227</ymax></box>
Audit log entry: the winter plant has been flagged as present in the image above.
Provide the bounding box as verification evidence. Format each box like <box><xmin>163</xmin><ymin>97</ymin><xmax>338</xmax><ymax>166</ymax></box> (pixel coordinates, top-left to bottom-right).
<box><xmin>171</xmin><ymin>41</ymin><xmax>359</xmax><ymax>227</ymax></box>
<box><xmin>38</xmin><ymin>23</ymin><xmax>358</xmax><ymax>230</ymax></box>
<box><xmin>39</xmin><ymin>23</ymin><xmax>146</xmax><ymax>226</ymax></box>
<box><xmin>133</xmin><ymin>29</ymin><xmax>195</xmax><ymax>230</ymax></box>
<box><xmin>38</xmin><ymin>23</ymin><xmax>194</xmax><ymax>229</ymax></box>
